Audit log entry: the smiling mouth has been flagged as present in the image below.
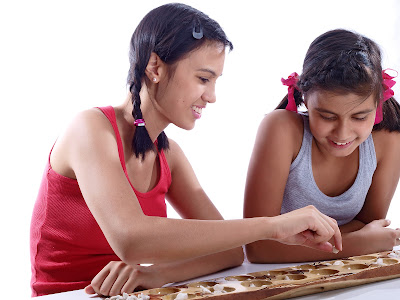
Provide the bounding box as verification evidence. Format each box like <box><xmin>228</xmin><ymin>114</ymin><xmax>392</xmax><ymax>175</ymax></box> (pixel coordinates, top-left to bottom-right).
<box><xmin>330</xmin><ymin>140</ymin><xmax>353</xmax><ymax>147</ymax></box>
<box><xmin>192</xmin><ymin>106</ymin><xmax>203</xmax><ymax>114</ymax></box>
<box><xmin>333</xmin><ymin>141</ymin><xmax>350</xmax><ymax>146</ymax></box>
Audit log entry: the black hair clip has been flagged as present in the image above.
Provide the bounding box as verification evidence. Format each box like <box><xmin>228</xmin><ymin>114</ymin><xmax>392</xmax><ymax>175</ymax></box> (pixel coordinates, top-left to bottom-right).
<box><xmin>192</xmin><ymin>21</ymin><xmax>203</xmax><ymax>40</ymax></box>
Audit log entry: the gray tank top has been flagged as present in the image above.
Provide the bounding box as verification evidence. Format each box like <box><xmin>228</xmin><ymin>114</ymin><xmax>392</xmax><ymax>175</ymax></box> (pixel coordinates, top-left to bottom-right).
<box><xmin>281</xmin><ymin>114</ymin><xmax>377</xmax><ymax>225</ymax></box>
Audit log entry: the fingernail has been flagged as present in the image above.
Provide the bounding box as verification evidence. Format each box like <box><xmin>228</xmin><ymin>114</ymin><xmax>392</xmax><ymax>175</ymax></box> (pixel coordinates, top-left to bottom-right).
<box><xmin>332</xmin><ymin>246</ymin><xmax>340</xmax><ymax>254</ymax></box>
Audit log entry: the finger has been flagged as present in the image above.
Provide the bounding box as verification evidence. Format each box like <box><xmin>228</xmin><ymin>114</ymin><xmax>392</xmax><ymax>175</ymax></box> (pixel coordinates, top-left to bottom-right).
<box><xmin>121</xmin><ymin>274</ymin><xmax>140</xmax><ymax>295</ymax></box>
<box><xmin>300</xmin><ymin>234</ymin><xmax>333</xmax><ymax>252</ymax></box>
<box><xmin>316</xmin><ymin>213</ymin><xmax>342</xmax><ymax>251</ymax></box>
<box><xmin>109</xmin><ymin>269</ymin><xmax>132</xmax><ymax>296</ymax></box>
<box><xmin>90</xmin><ymin>268</ymin><xmax>111</xmax><ymax>296</ymax></box>
<box><xmin>301</xmin><ymin>230</ymin><xmax>315</xmax><ymax>240</ymax></box>
<box><xmin>99</xmin><ymin>269</ymin><xmax>121</xmax><ymax>296</ymax></box>
<box><xmin>309</xmin><ymin>241</ymin><xmax>333</xmax><ymax>252</ymax></box>
<box><xmin>328</xmin><ymin>218</ymin><xmax>342</xmax><ymax>251</ymax></box>
<box><xmin>307</xmin><ymin>216</ymin><xmax>332</xmax><ymax>245</ymax></box>
<box><xmin>300</xmin><ymin>228</ymin><xmax>332</xmax><ymax>251</ymax></box>
<box><xmin>84</xmin><ymin>285</ymin><xmax>95</xmax><ymax>295</ymax></box>
<box><xmin>374</xmin><ymin>219</ymin><xmax>391</xmax><ymax>227</ymax></box>
<box><xmin>315</xmin><ymin>214</ymin><xmax>342</xmax><ymax>251</ymax></box>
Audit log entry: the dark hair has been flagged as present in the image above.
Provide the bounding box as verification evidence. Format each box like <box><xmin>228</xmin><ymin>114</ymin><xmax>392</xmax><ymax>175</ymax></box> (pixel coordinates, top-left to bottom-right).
<box><xmin>277</xmin><ymin>29</ymin><xmax>400</xmax><ymax>132</ymax></box>
<box><xmin>127</xmin><ymin>3</ymin><xmax>233</xmax><ymax>159</ymax></box>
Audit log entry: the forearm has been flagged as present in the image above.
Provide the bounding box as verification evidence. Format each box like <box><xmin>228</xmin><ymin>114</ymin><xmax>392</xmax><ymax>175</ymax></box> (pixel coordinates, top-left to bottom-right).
<box><xmin>246</xmin><ymin>230</ymin><xmax>368</xmax><ymax>263</ymax></box>
<box><xmin>339</xmin><ymin>219</ymin><xmax>365</xmax><ymax>233</ymax></box>
<box><xmin>154</xmin><ymin>247</ymin><xmax>244</xmax><ymax>286</ymax></box>
<box><xmin>117</xmin><ymin>216</ymin><xmax>266</xmax><ymax>265</ymax></box>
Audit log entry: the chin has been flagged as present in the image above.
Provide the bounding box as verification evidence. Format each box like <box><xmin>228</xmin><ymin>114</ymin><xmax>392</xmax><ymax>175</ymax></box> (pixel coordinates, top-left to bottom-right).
<box><xmin>175</xmin><ymin>121</ymin><xmax>195</xmax><ymax>131</ymax></box>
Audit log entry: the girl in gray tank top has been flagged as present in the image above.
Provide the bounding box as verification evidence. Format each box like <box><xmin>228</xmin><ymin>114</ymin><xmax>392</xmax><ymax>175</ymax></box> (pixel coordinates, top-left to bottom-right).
<box><xmin>281</xmin><ymin>114</ymin><xmax>376</xmax><ymax>226</ymax></box>
<box><xmin>244</xmin><ymin>29</ymin><xmax>400</xmax><ymax>263</ymax></box>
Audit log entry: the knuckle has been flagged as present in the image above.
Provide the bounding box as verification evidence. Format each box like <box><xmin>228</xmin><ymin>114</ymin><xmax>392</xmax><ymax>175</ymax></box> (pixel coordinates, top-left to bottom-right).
<box><xmin>131</xmin><ymin>267</ymin><xmax>141</xmax><ymax>277</ymax></box>
<box><xmin>114</xmin><ymin>261</ymin><xmax>127</xmax><ymax>272</ymax></box>
<box><xmin>307</xmin><ymin>205</ymin><xmax>316</xmax><ymax>211</ymax></box>
<box><xmin>126</xmin><ymin>264</ymin><xmax>136</xmax><ymax>273</ymax></box>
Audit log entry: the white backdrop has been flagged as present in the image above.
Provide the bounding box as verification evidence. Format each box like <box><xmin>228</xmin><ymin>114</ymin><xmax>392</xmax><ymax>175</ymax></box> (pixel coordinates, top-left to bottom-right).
<box><xmin>1</xmin><ymin>0</ymin><xmax>399</xmax><ymax>298</ymax></box>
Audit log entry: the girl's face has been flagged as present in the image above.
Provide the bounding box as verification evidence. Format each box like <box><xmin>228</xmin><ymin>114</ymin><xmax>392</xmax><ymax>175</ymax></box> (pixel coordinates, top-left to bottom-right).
<box><xmin>306</xmin><ymin>90</ymin><xmax>377</xmax><ymax>158</ymax></box>
<box><xmin>153</xmin><ymin>42</ymin><xmax>226</xmax><ymax>130</ymax></box>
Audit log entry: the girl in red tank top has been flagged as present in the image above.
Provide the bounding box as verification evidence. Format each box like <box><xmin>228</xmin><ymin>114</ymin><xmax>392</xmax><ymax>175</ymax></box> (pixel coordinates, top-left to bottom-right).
<box><xmin>30</xmin><ymin>3</ymin><xmax>342</xmax><ymax>297</ymax></box>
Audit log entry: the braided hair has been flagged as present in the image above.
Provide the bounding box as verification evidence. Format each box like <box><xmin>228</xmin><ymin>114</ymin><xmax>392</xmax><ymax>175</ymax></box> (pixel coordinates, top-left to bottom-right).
<box><xmin>277</xmin><ymin>29</ymin><xmax>400</xmax><ymax>132</ymax></box>
<box><xmin>127</xmin><ymin>3</ymin><xmax>233</xmax><ymax>159</ymax></box>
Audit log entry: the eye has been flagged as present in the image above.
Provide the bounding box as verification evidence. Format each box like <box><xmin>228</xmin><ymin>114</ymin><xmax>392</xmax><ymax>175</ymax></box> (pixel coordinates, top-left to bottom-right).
<box><xmin>198</xmin><ymin>77</ymin><xmax>209</xmax><ymax>83</ymax></box>
<box><xmin>320</xmin><ymin>114</ymin><xmax>336</xmax><ymax>121</ymax></box>
<box><xmin>352</xmin><ymin>116</ymin><xmax>367</xmax><ymax>121</ymax></box>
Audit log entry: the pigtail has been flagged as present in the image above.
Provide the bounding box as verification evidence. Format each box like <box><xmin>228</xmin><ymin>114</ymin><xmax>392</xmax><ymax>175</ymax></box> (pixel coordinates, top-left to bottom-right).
<box><xmin>129</xmin><ymin>65</ymin><xmax>170</xmax><ymax>159</ymax></box>
<box><xmin>157</xmin><ymin>132</ymin><xmax>169</xmax><ymax>152</ymax></box>
<box><xmin>373</xmin><ymin>97</ymin><xmax>400</xmax><ymax>132</ymax></box>
<box><xmin>130</xmin><ymin>67</ymin><xmax>155</xmax><ymax>159</ymax></box>
<box><xmin>275</xmin><ymin>89</ymin><xmax>303</xmax><ymax>110</ymax></box>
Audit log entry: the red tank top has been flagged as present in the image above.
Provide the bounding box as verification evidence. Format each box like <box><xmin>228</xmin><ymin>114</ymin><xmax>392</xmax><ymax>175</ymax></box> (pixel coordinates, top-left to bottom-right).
<box><xmin>30</xmin><ymin>106</ymin><xmax>171</xmax><ymax>296</ymax></box>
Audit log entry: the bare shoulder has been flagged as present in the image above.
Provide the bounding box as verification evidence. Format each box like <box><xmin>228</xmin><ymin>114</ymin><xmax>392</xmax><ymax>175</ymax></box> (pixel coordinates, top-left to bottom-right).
<box><xmin>259</xmin><ymin>109</ymin><xmax>303</xmax><ymax>135</ymax></box>
<box><xmin>256</xmin><ymin>110</ymin><xmax>304</xmax><ymax>159</ymax></box>
<box><xmin>51</xmin><ymin>108</ymin><xmax>116</xmax><ymax>177</ymax></box>
<box><xmin>163</xmin><ymin>138</ymin><xmax>185</xmax><ymax>172</ymax></box>
<box><xmin>372</xmin><ymin>130</ymin><xmax>400</xmax><ymax>164</ymax></box>
<box><xmin>72</xmin><ymin>107</ymin><xmax>110</xmax><ymax>130</ymax></box>
<box><xmin>59</xmin><ymin>108</ymin><xmax>114</xmax><ymax>148</ymax></box>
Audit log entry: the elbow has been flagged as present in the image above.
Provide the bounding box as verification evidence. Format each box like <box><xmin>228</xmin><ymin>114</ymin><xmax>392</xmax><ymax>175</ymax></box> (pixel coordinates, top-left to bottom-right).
<box><xmin>245</xmin><ymin>242</ymin><xmax>283</xmax><ymax>264</ymax></box>
<box><xmin>245</xmin><ymin>243</ymin><xmax>265</xmax><ymax>263</ymax></box>
<box><xmin>116</xmin><ymin>239</ymin><xmax>159</xmax><ymax>266</ymax></box>
<box><xmin>109</xmin><ymin>223</ymin><xmax>157</xmax><ymax>265</ymax></box>
<box><xmin>231</xmin><ymin>247</ymin><xmax>245</xmax><ymax>267</ymax></box>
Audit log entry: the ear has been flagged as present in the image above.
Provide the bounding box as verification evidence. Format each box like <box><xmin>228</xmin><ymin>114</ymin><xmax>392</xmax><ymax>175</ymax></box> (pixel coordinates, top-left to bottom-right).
<box><xmin>145</xmin><ymin>52</ymin><xmax>166</xmax><ymax>83</ymax></box>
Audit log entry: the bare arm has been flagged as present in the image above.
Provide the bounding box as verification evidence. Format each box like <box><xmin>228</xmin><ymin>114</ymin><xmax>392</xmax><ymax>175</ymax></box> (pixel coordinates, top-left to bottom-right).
<box><xmin>53</xmin><ymin>109</ymin><xmax>341</xmax><ymax>269</ymax></box>
<box><xmin>357</xmin><ymin>130</ymin><xmax>400</xmax><ymax>222</ymax></box>
<box><xmin>63</xmin><ymin>109</ymin><xmax>265</xmax><ymax>265</ymax></box>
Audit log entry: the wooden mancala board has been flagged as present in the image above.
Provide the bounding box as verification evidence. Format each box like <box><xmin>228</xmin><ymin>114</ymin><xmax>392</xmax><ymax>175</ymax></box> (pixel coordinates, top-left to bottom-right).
<box><xmin>114</xmin><ymin>250</ymin><xmax>400</xmax><ymax>300</ymax></box>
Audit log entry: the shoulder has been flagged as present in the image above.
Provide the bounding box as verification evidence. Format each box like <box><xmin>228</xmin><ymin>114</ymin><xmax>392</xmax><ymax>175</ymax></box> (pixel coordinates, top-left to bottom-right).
<box><xmin>50</xmin><ymin>107</ymin><xmax>117</xmax><ymax>177</ymax></box>
<box><xmin>72</xmin><ymin>107</ymin><xmax>111</xmax><ymax>130</ymax></box>
<box><xmin>259</xmin><ymin>109</ymin><xmax>303</xmax><ymax>134</ymax></box>
<box><xmin>255</xmin><ymin>110</ymin><xmax>304</xmax><ymax>160</ymax></box>
<box><xmin>60</xmin><ymin>108</ymin><xmax>116</xmax><ymax>149</ymax></box>
<box><xmin>162</xmin><ymin>138</ymin><xmax>185</xmax><ymax>172</ymax></box>
<box><xmin>372</xmin><ymin>130</ymin><xmax>400</xmax><ymax>164</ymax></box>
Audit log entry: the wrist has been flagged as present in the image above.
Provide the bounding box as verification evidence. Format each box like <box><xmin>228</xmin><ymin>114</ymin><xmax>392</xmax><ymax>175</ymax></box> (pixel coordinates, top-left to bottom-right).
<box><xmin>343</xmin><ymin>230</ymin><xmax>368</xmax><ymax>254</ymax></box>
<box><xmin>260</xmin><ymin>216</ymin><xmax>275</xmax><ymax>240</ymax></box>
<box><xmin>147</xmin><ymin>264</ymin><xmax>170</xmax><ymax>286</ymax></box>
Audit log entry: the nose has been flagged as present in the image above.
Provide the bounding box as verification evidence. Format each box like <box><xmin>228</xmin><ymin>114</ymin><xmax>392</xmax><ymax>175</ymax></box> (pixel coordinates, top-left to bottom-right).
<box><xmin>202</xmin><ymin>84</ymin><xmax>217</xmax><ymax>104</ymax></box>
<box><xmin>333</xmin><ymin>120</ymin><xmax>351</xmax><ymax>140</ymax></box>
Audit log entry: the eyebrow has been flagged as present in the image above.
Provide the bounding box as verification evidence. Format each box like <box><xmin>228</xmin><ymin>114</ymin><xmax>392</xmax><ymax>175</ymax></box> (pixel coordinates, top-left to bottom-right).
<box><xmin>315</xmin><ymin>108</ymin><xmax>374</xmax><ymax>115</ymax></box>
<box><xmin>196</xmin><ymin>68</ymin><xmax>219</xmax><ymax>77</ymax></box>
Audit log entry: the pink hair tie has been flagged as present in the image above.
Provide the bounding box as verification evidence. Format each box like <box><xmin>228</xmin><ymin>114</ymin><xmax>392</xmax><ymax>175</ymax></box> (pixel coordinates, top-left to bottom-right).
<box><xmin>134</xmin><ymin>119</ymin><xmax>146</xmax><ymax>127</ymax></box>
<box><xmin>281</xmin><ymin>72</ymin><xmax>300</xmax><ymax>112</ymax></box>
<box><xmin>375</xmin><ymin>68</ymin><xmax>397</xmax><ymax>124</ymax></box>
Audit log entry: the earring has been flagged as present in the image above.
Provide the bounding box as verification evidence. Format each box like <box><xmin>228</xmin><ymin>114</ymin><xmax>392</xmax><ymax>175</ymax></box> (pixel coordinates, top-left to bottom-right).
<box><xmin>152</xmin><ymin>78</ymin><xmax>157</xmax><ymax>82</ymax></box>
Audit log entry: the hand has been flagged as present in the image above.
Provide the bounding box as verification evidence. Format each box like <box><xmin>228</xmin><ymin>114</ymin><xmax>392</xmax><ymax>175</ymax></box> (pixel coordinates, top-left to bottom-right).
<box><xmin>269</xmin><ymin>205</ymin><xmax>342</xmax><ymax>253</ymax></box>
<box><xmin>85</xmin><ymin>261</ymin><xmax>164</xmax><ymax>297</ymax></box>
<box><xmin>358</xmin><ymin>219</ymin><xmax>400</xmax><ymax>252</ymax></box>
